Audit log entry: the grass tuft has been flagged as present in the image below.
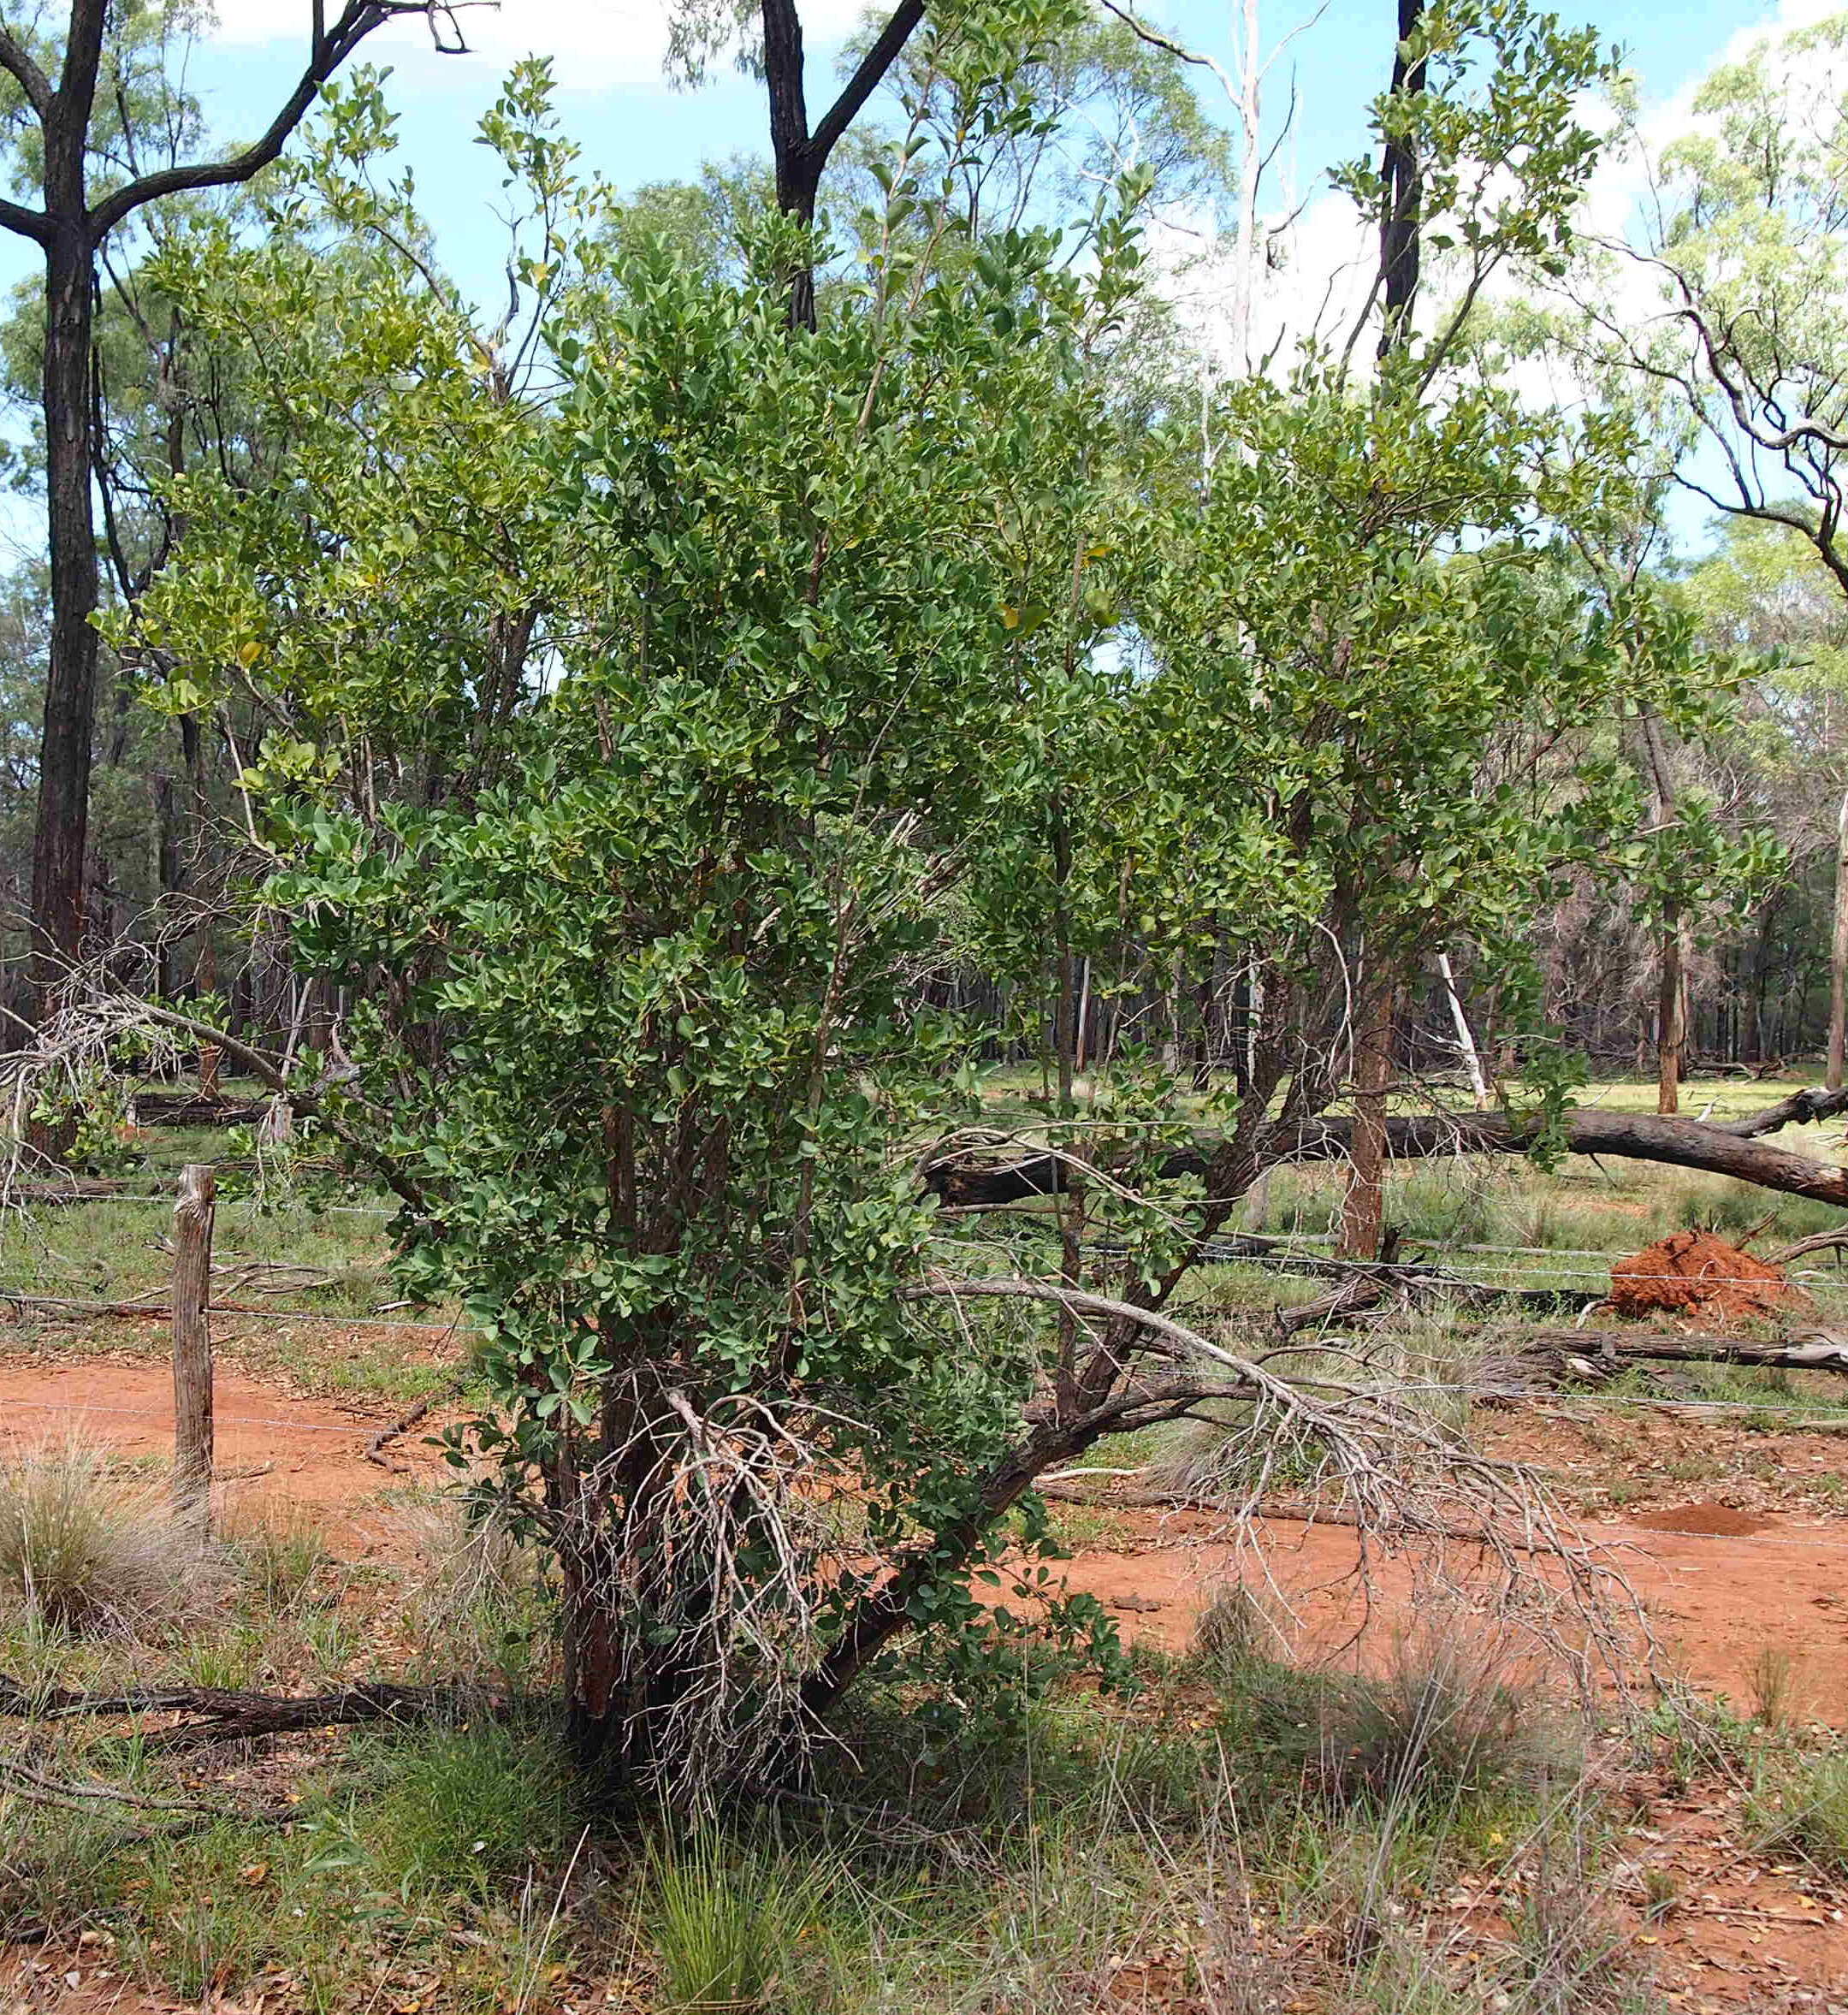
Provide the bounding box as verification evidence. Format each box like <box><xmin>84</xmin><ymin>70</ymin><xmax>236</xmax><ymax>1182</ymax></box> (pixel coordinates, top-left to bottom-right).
<box><xmin>1749</xmin><ymin>1747</ymin><xmax>1848</xmax><ymax>1874</ymax></box>
<box><xmin>223</xmin><ymin>1496</ymin><xmax>330</xmax><ymax>1613</ymax></box>
<box><xmin>648</xmin><ymin>1825</ymin><xmax>825</xmax><ymax>2013</ymax></box>
<box><xmin>1219</xmin><ymin>1628</ymin><xmax>1572</xmax><ymax>1819</ymax></box>
<box><xmin>0</xmin><ymin>1437</ymin><xmax>224</xmax><ymax>1636</ymax></box>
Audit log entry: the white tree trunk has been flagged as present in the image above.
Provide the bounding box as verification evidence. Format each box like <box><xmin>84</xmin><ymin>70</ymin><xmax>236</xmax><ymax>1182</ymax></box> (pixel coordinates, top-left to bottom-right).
<box><xmin>1437</xmin><ymin>951</ymin><xmax>1490</xmax><ymax>1108</ymax></box>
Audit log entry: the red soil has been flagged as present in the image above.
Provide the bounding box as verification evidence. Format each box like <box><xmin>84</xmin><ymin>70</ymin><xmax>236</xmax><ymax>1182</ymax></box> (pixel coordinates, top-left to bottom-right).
<box><xmin>1606</xmin><ymin>1229</ymin><xmax>1810</xmax><ymax>1325</ymax></box>
<box><xmin>5</xmin><ymin>1343</ymin><xmax>1848</xmax><ymax>2009</ymax></box>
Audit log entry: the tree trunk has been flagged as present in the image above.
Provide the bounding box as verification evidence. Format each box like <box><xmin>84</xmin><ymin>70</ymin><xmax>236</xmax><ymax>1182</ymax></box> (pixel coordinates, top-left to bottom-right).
<box><xmin>169</xmin><ymin>1162</ymin><xmax>216</xmax><ymax>1532</ymax></box>
<box><xmin>1191</xmin><ymin>959</ymin><xmax>1212</xmax><ymax>1092</ymax></box>
<box><xmin>1377</xmin><ymin>0</ymin><xmax>1428</xmax><ymax>358</ymax></box>
<box><xmin>1829</xmin><ymin>785</ymin><xmax>1848</xmax><ymax>1091</ymax></box>
<box><xmin>761</xmin><ymin>0</ymin><xmax>821</xmax><ymax>329</ymax></box>
<box><xmin>757</xmin><ymin>0</ymin><xmax>925</xmax><ymax>330</ymax></box>
<box><xmin>29</xmin><ymin>230</ymin><xmax>99</xmax><ymax>1022</ymax></box>
<box><xmin>181</xmin><ymin>712</ymin><xmax>219</xmax><ymax>1094</ymax></box>
<box><xmin>1633</xmin><ymin>707</ymin><xmax>1684</xmax><ymax>1113</ymax></box>
<box><xmin>1229</xmin><ymin>0</ymin><xmax>1262</xmax><ymax>372</ymax></box>
<box><xmin>1163</xmin><ymin>949</ymin><xmax>1184</xmax><ymax>1075</ymax></box>
<box><xmin>1074</xmin><ymin>956</ymin><xmax>1092</xmax><ymax>1079</ymax></box>
<box><xmin>1657</xmin><ymin>904</ymin><xmax>1684</xmax><ymax>1114</ymax></box>
<box><xmin>1340</xmin><ymin>981</ymin><xmax>1397</xmax><ymax>1259</ymax></box>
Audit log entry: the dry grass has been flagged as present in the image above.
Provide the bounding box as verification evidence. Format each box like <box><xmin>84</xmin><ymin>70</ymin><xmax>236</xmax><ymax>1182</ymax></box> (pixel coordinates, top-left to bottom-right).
<box><xmin>396</xmin><ymin>1494</ymin><xmax>550</xmax><ymax>1686</ymax></box>
<box><xmin>0</xmin><ymin>1437</ymin><xmax>225</xmax><ymax>1635</ymax></box>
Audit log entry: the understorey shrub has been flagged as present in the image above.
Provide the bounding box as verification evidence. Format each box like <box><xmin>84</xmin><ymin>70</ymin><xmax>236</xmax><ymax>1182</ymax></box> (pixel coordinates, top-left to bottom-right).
<box><xmin>121</xmin><ymin>8</ymin><xmax>1753</xmax><ymax>1809</ymax></box>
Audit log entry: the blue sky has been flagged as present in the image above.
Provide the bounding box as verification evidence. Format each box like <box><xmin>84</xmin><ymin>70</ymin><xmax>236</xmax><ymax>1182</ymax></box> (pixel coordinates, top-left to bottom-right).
<box><xmin>0</xmin><ymin>0</ymin><xmax>1808</xmax><ymax>569</ymax></box>
<box><xmin>186</xmin><ymin>0</ymin><xmax>1788</xmax><ymax>325</ymax></box>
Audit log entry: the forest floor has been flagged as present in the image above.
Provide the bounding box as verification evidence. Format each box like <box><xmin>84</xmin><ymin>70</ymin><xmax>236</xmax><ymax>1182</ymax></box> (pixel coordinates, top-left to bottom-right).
<box><xmin>4</xmin><ymin>1080</ymin><xmax>1848</xmax><ymax>2012</ymax></box>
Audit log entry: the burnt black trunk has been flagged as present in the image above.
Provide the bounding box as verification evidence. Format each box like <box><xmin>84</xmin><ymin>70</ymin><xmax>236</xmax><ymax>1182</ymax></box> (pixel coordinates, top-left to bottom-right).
<box><xmin>1377</xmin><ymin>0</ymin><xmax>1427</xmax><ymax>359</ymax></box>
<box><xmin>30</xmin><ymin>229</ymin><xmax>98</xmax><ymax>1015</ymax></box>
<box><xmin>758</xmin><ymin>0</ymin><xmax>926</xmax><ymax>331</ymax></box>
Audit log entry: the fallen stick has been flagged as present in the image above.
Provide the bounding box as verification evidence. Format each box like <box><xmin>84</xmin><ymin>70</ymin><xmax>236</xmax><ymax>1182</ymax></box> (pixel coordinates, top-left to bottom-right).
<box><xmin>0</xmin><ymin>1677</ymin><xmax>475</xmax><ymax>1750</ymax></box>
<box><xmin>1034</xmin><ymin>1485</ymin><xmax>1563</xmax><ymax>1551</ymax></box>
<box><xmin>365</xmin><ymin>1374</ymin><xmax>469</xmax><ymax>1473</ymax></box>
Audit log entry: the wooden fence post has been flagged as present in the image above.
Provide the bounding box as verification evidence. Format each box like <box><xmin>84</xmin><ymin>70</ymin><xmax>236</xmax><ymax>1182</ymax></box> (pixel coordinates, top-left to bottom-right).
<box><xmin>171</xmin><ymin>1163</ymin><xmax>216</xmax><ymax>1531</ymax></box>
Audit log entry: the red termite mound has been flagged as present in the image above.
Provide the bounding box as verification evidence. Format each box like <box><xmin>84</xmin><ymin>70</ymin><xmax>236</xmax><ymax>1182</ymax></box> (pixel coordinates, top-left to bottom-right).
<box><xmin>1605</xmin><ymin>1229</ymin><xmax>1812</xmax><ymax>1325</ymax></box>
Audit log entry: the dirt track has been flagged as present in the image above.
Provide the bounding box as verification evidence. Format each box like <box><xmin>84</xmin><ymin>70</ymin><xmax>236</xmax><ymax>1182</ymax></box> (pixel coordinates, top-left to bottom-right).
<box><xmin>5</xmin><ymin>1348</ymin><xmax>1848</xmax><ymax>2009</ymax></box>
<box><xmin>4</xmin><ymin>1353</ymin><xmax>1845</xmax><ymax>1717</ymax></box>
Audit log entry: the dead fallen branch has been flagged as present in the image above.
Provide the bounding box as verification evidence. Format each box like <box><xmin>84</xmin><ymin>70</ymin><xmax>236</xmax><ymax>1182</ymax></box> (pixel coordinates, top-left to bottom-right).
<box><xmin>928</xmin><ymin>1088</ymin><xmax>1848</xmax><ymax>1210</ymax></box>
<box><xmin>1503</xmin><ymin>1326</ymin><xmax>1848</xmax><ymax>1374</ymax></box>
<box><xmin>1035</xmin><ymin>1483</ymin><xmax>1591</xmax><ymax>1553</ymax></box>
<box><xmin>0</xmin><ymin>1677</ymin><xmax>471</xmax><ymax>1749</ymax></box>
<box><xmin>1</xmin><ymin>1178</ymin><xmax>148</xmax><ymax>1206</ymax></box>
<box><xmin>1768</xmin><ymin>1227</ymin><xmax>1848</xmax><ymax>1267</ymax></box>
<box><xmin>127</xmin><ymin>1091</ymin><xmax>268</xmax><ymax>1127</ymax></box>
<box><xmin>1466</xmin><ymin>1325</ymin><xmax>1848</xmax><ymax>1395</ymax></box>
<box><xmin>0</xmin><ymin>1747</ymin><xmax>296</xmax><ymax>1835</ymax></box>
<box><xmin>365</xmin><ymin>1374</ymin><xmax>469</xmax><ymax>1473</ymax></box>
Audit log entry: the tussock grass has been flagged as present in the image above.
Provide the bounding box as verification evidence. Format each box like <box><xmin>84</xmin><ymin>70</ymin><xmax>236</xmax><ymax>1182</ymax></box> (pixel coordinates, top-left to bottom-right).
<box><xmin>0</xmin><ymin>1437</ymin><xmax>224</xmax><ymax>1635</ymax></box>
<box><xmin>1507</xmin><ymin>1816</ymin><xmax>1659</xmax><ymax>2015</ymax></box>
<box><xmin>222</xmin><ymin>1496</ymin><xmax>329</xmax><ymax>1613</ymax></box>
<box><xmin>398</xmin><ymin>1495</ymin><xmax>550</xmax><ymax>1686</ymax></box>
<box><xmin>1749</xmin><ymin>1747</ymin><xmax>1848</xmax><ymax>1874</ymax></box>
<box><xmin>352</xmin><ymin>1719</ymin><xmax>578</xmax><ymax>1901</ymax></box>
<box><xmin>649</xmin><ymin>1825</ymin><xmax>828</xmax><ymax>2013</ymax></box>
<box><xmin>1213</xmin><ymin>1627</ymin><xmax>1575</xmax><ymax>1821</ymax></box>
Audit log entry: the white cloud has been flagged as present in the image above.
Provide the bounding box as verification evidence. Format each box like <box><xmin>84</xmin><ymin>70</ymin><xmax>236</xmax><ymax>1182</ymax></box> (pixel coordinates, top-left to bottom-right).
<box><xmin>209</xmin><ymin>0</ymin><xmax>866</xmax><ymax>92</ymax></box>
<box><xmin>1152</xmin><ymin>0</ymin><xmax>1848</xmax><ymax>397</ymax></box>
<box><xmin>1146</xmin><ymin>187</ymin><xmax>1377</xmax><ymax>385</ymax></box>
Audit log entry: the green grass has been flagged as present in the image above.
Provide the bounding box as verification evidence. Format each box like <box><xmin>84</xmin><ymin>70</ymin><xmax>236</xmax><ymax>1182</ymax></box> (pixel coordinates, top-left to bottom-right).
<box><xmin>1749</xmin><ymin>1747</ymin><xmax>1848</xmax><ymax>1873</ymax></box>
<box><xmin>649</xmin><ymin>1825</ymin><xmax>832</xmax><ymax>2013</ymax></box>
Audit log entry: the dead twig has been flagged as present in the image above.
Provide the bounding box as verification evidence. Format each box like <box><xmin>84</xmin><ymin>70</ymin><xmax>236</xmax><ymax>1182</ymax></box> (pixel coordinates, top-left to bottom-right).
<box><xmin>366</xmin><ymin>1374</ymin><xmax>468</xmax><ymax>1473</ymax></box>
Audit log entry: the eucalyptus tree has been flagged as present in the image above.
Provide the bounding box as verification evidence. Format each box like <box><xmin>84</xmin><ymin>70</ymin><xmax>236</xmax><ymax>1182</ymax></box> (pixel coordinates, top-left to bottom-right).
<box><xmin>1583</xmin><ymin>12</ymin><xmax>1848</xmax><ymax>1085</ymax></box>
<box><xmin>0</xmin><ymin>0</ymin><xmax>465</xmax><ymax>1042</ymax></box>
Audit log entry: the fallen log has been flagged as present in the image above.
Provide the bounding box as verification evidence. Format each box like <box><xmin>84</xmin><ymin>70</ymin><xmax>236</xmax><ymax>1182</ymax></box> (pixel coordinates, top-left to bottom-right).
<box><xmin>1472</xmin><ymin>1325</ymin><xmax>1848</xmax><ymax>1381</ymax></box>
<box><xmin>928</xmin><ymin>1088</ymin><xmax>1848</xmax><ymax>1210</ymax></box>
<box><xmin>0</xmin><ymin>1676</ymin><xmax>469</xmax><ymax>1749</ymax></box>
<box><xmin>127</xmin><ymin>1091</ymin><xmax>267</xmax><ymax>1127</ymax></box>
<box><xmin>3</xmin><ymin>1179</ymin><xmax>147</xmax><ymax>1205</ymax></box>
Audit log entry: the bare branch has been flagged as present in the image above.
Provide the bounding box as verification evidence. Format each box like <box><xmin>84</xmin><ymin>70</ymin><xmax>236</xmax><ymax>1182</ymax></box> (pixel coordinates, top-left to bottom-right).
<box><xmin>87</xmin><ymin>2</ymin><xmax>480</xmax><ymax>242</ymax></box>
<box><xmin>0</xmin><ymin>25</ymin><xmax>50</xmax><ymax>117</ymax></box>
<box><xmin>806</xmin><ymin>0</ymin><xmax>927</xmax><ymax>167</ymax></box>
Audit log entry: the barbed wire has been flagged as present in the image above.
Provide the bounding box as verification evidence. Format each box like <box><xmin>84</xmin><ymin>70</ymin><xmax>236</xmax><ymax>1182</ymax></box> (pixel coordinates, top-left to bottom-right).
<box><xmin>0</xmin><ymin>1395</ymin><xmax>457</xmax><ymax>1437</ymax></box>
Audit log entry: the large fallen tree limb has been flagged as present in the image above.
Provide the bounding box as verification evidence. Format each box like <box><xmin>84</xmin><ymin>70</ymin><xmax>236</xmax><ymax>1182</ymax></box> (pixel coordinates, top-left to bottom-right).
<box><xmin>1488</xmin><ymin>1326</ymin><xmax>1848</xmax><ymax>1375</ymax></box>
<box><xmin>930</xmin><ymin>1088</ymin><xmax>1848</xmax><ymax>1209</ymax></box>
<box><xmin>1466</xmin><ymin>1325</ymin><xmax>1848</xmax><ymax>1396</ymax></box>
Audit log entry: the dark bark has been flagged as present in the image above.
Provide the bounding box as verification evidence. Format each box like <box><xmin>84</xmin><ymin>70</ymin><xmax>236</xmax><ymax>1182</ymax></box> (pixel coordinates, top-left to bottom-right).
<box><xmin>31</xmin><ymin>228</ymin><xmax>98</xmax><ymax>1020</ymax></box>
<box><xmin>1339</xmin><ymin>981</ymin><xmax>1397</xmax><ymax>1258</ymax></box>
<box><xmin>0</xmin><ymin>1675</ymin><xmax>468</xmax><ymax>1749</ymax></box>
<box><xmin>5</xmin><ymin>2</ymin><xmax>464</xmax><ymax>1042</ymax></box>
<box><xmin>759</xmin><ymin>0</ymin><xmax>927</xmax><ymax>328</ymax></box>
<box><xmin>1377</xmin><ymin>0</ymin><xmax>1427</xmax><ymax>359</ymax></box>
